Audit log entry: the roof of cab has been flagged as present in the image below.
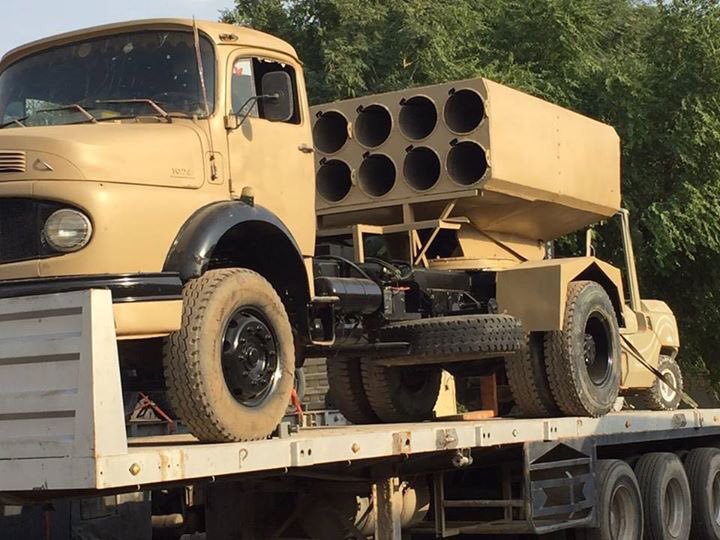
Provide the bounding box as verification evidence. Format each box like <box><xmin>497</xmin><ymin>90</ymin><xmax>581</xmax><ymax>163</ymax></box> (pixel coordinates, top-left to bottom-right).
<box><xmin>0</xmin><ymin>18</ymin><xmax>300</xmax><ymax>67</ymax></box>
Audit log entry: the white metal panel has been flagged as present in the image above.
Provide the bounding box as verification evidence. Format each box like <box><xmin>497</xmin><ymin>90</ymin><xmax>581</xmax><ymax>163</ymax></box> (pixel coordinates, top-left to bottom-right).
<box><xmin>0</xmin><ymin>290</ymin><xmax>127</xmax><ymax>488</ymax></box>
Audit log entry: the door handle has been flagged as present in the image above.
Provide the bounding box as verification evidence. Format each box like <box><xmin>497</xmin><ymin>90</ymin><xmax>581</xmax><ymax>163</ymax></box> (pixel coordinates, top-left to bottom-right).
<box><xmin>298</xmin><ymin>143</ymin><xmax>314</xmax><ymax>154</ymax></box>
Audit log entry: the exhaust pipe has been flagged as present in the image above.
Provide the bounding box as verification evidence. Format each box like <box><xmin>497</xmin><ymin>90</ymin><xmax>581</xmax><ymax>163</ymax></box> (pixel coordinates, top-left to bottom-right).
<box><xmin>358</xmin><ymin>153</ymin><xmax>396</xmax><ymax>197</ymax></box>
<box><xmin>447</xmin><ymin>140</ymin><xmax>488</xmax><ymax>186</ymax></box>
<box><xmin>399</xmin><ymin>95</ymin><xmax>437</xmax><ymax>140</ymax></box>
<box><xmin>354</xmin><ymin>104</ymin><xmax>392</xmax><ymax>148</ymax></box>
<box><xmin>444</xmin><ymin>88</ymin><xmax>485</xmax><ymax>134</ymax></box>
<box><xmin>313</xmin><ymin>110</ymin><xmax>349</xmax><ymax>154</ymax></box>
<box><xmin>403</xmin><ymin>146</ymin><xmax>440</xmax><ymax>191</ymax></box>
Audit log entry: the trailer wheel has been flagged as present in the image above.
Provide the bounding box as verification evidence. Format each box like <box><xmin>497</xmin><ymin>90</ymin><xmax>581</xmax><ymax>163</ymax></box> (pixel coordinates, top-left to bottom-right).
<box><xmin>380</xmin><ymin>314</ymin><xmax>523</xmax><ymax>359</ymax></box>
<box><xmin>163</xmin><ymin>269</ymin><xmax>294</xmax><ymax>442</ymax></box>
<box><xmin>326</xmin><ymin>357</ymin><xmax>380</xmax><ymax>424</ymax></box>
<box><xmin>545</xmin><ymin>281</ymin><xmax>621</xmax><ymax>417</ymax></box>
<box><xmin>361</xmin><ymin>361</ymin><xmax>442</xmax><ymax>422</ymax></box>
<box><xmin>579</xmin><ymin>459</ymin><xmax>643</xmax><ymax>540</ymax></box>
<box><xmin>627</xmin><ymin>356</ymin><xmax>683</xmax><ymax>411</ymax></box>
<box><xmin>635</xmin><ymin>452</ymin><xmax>692</xmax><ymax>540</ymax></box>
<box><xmin>684</xmin><ymin>447</ymin><xmax>720</xmax><ymax>539</ymax></box>
<box><xmin>506</xmin><ymin>332</ymin><xmax>560</xmax><ymax>417</ymax></box>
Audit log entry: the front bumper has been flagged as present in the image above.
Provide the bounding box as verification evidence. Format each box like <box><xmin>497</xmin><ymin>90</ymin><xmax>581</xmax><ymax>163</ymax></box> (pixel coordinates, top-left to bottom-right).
<box><xmin>0</xmin><ymin>273</ymin><xmax>184</xmax><ymax>337</ymax></box>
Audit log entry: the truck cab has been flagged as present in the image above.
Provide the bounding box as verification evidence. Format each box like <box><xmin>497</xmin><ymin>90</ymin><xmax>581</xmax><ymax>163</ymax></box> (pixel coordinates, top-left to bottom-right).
<box><xmin>0</xmin><ymin>19</ymin><xmax>315</xmax><ymax>339</ymax></box>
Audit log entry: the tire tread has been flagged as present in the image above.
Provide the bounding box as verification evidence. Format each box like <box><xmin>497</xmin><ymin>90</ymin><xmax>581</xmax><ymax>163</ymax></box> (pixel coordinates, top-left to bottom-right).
<box><xmin>163</xmin><ymin>268</ymin><xmax>292</xmax><ymax>442</ymax></box>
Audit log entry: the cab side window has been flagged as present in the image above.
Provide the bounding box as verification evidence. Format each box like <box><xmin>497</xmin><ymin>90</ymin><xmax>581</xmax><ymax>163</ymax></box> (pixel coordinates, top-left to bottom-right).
<box><xmin>231</xmin><ymin>57</ymin><xmax>301</xmax><ymax>124</ymax></box>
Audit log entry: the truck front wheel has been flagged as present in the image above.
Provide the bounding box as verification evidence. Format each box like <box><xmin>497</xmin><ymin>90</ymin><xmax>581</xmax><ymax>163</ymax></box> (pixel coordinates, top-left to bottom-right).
<box><xmin>544</xmin><ymin>281</ymin><xmax>621</xmax><ymax>417</ymax></box>
<box><xmin>163</xmin><ymin>269</ymin><xmax>295</xmax><ymax>442</ymax></box>
<box><xmin>627</xmin><ymin>355</ymin><xmax>683</xmax><ymax>411</ymax></box>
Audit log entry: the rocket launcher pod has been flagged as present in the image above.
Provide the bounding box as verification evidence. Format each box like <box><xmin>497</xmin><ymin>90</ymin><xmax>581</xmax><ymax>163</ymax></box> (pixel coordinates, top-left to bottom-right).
<box><xmin>311</xmin><ymin>78</ymin><xmax>621</xmax><ymax>251</ymax></box>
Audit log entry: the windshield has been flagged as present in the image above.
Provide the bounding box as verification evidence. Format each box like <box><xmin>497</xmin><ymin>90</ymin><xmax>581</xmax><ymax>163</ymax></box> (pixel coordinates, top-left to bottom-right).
<box><xmin>0</xmin><ymin>30</ymin><xmax>215</xmax><ymax>127</ymax></box>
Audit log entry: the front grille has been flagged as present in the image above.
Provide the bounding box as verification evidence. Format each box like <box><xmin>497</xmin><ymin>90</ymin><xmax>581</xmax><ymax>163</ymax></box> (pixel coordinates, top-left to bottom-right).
<box><xmin>0</xmin><ymin>198</ymin><xmax>63</xmax><ymax>264</ymax></box>
<box><xmin>0</xmin><ymin>151</ymin><xmax>26</xmax><ymax>173</ymax></box>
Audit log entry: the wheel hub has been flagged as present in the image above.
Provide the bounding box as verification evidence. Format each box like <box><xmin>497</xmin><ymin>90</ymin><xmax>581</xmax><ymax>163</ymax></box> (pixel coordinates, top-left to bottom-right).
<box><xmin>584</xmin><ymin>312</ymin><xmax>613</xmax><ymax>386</ymax></box>
<box><xmin>221</xmin><ymin>308</ymin><xmax>279</xmax><ymax>407</ymax></box>
<box><xmin>658</xmin><ymin>368</ymin><xmax>677</xmax><ymax>402</ymax></box>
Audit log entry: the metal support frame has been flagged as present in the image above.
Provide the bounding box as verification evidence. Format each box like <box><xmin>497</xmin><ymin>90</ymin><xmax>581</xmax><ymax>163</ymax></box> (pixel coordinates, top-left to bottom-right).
<box><xmin>373</xmin><ymin>468</ymin><xmax>402</xmax><ymax>540</ymax></box>
<box><xmin>317</xmin><ymin>200</ymin><xmax>467</xmax><ymax>267</ymax></box>
<box><xmin>419</xmin><ymin>439</ymin><xmax>597</xmax><ymax>537</ymax></box>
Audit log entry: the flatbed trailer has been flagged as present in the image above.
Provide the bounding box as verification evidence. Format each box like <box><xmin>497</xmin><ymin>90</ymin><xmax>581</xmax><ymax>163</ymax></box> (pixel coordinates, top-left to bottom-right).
<box><xmin>2</xmin><ymin>290</ymin><xmax>720</xmax><ymax>539</ymax></box>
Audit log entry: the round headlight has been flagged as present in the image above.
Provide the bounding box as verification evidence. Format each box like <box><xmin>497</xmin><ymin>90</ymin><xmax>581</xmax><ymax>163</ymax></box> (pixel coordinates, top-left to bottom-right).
<box><xmin>43</xmin><ymin>209</ymin><xmax>93</xmax><ymax>252</ymax></box>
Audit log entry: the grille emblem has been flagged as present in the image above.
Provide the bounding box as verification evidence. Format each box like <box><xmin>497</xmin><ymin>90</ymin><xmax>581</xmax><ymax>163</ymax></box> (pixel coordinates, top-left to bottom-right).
<box><xmin>33</xmin><ymin>159</ymin><xmax>53</xmax><ymax>171</ymax></box>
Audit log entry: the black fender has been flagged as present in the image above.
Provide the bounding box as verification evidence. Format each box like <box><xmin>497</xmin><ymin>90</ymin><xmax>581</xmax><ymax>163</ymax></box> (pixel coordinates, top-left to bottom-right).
<box><xmin>164</xmin><ymin>201</ymin><xmax>304</xmax><ymax>280</ymax></box>
<box><xmin>164</xmin><ymin>200</ymin><xmax>311</xmax><ymax>335</ymax></box>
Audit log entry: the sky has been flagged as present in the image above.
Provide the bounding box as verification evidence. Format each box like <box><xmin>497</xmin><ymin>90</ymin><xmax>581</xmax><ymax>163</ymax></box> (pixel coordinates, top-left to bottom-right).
<box><xmin>0</xmin><ymin>0</ymin><xmax>233</xmax><ymax>56</ymax></box>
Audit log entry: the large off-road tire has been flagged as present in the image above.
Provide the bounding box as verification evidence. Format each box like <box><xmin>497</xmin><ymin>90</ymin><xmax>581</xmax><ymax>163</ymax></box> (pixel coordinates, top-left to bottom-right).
<box><xmin>506</xmin><ymin>332</ymin><xmax>560</xmax><ymax>417</ymax></box>
<box><xmin>684</xmin><ymin>447</ymin><xmax>720</xmax><ymax>540</ymax></box>
<box><xmin>380</xmin><ymin>314</ymin><xmax>523</xmax><ymax>359</ymax></box>
<box><xmin>163</xmin><ymin>269</ymin><xmax>295</xmax><ymax>442</ymax></box>
<box><xmin>326</xmin><ymin>357</ymin><xmax>380</xmax><ymax>424</ymax></box>
<box><xmin>545</xmin><ymin>281</ymin><xmax>621</xmax><ymax>417</ymax></box>
<box><xmin>635</xmin><ymin>452</ymin><xmax>692</xmax><ymax>540</ymax></box>
<box><xmin>361</xmin><ymin>361</ymin><xmax>442</xmax><ymax>422</ymax></box>
<box><xmin>579</xmin><ymin>459</ymin><xmax>643</xmax><ymax>540</ymax></box>
<box><xmin>627</xmin><ymin>355</ymin><xmax>683</xmax><ymax>411</ymax></box>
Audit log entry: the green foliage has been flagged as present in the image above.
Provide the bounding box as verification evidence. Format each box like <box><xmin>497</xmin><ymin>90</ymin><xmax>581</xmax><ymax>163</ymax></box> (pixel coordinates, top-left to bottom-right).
<box><xmin>223</xmin><ymin>0</ymin><xmax>720</xmax><ymax>381</ymax></box>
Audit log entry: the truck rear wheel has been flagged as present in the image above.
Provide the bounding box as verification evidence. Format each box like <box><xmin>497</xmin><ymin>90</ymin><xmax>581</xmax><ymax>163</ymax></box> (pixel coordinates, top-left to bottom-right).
<box><xmin>163</xmin><ymin>269</ymin><xmax>295</xmax><ymax>442</ymax></box>
<box><xmin>326</xmin><ymin>357</ymin><xmax>380</xmax><ymax>424</ymax></box>
<box><xmin>627</xmin><ymin>356</ymin><xmax>683</xmax><ymax>411</ymax></box>
<box><xmin>545</xmin><ymin>281</ymin><xmax>621</xmax><ymax>417</ymax></box>
<box><xmin>684</xmin><ymin>447</ymin><xmax>720</xmax><ymax>540</ymax></box>
<box><xmin>506</xmin><ymin>332</ymin><xmax>559</xmax><ymax>417</ymax></box>
<box><xmin>361</xmin><ymin>361</ymin><xmax>442</xmax><ymax>422</ymax></box>
<box><xmin>635</xmin><ymin>452</ymin><xmax>692</xmax><ymax>540</ymax></box>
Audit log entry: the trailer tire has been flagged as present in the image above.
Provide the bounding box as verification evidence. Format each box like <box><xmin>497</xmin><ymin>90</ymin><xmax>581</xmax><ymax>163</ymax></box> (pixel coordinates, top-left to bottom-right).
<box><xmin>163</xmin><ymin>269</ymin><xmax>295</xmax><ymax>442</ymax></box>
<box><xmin>506</xmin><ymin>332</ymin><xmax>560</xmax><ymax>417</ymax></box>
<box><xmin>361</xmin><ymin>361</ymin><xmax>442</xmax><ymax>422</ymax></box>
<box><xmin>627</xmin><ymin>356</ymin><xmax>683</xmax><ymax>411</ymax></box>
<box><xmin>326</xmin><ymin>357</ymin><xmax>380</xmax><ymax>424</ymax></box>
<box><xmin>578</xmin><ymin>459</ymin><xmax>643</xmax><ymax>540</ymax></box>
<box><xmin>635</xmin><ymin>452</ymin><xmax>691</xmax><ymax>540</ymax></box>
<box><xmin>684</xmin><ymin>447</ymin><xmax>720</xmax><ymax>539</ymax></box>
<box><xmin>545</xmin><ymin>281</ymin><xmax>621</xmax><ymax>417</ymax></box>
<box><xmin>380</xmin><ymin>314</ymin><xmax>523</xmax><ymax>359</ymax></box>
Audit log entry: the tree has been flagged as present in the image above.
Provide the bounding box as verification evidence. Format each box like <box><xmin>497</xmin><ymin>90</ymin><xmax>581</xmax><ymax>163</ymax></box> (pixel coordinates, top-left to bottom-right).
<box><xmin>223</xmin><ymin>0</ymin><xmax>720</xmax><ymax>382</ymax></box>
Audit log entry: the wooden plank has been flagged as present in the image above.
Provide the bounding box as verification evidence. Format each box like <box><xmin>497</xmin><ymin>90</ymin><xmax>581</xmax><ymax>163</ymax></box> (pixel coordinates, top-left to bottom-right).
<box><xmin>480</xmin><ymin>373</ymin><xmax>499</xmax><ymax>416</ymax></box>
<box><xmin>437</xmin><ymin>410</ymin><xmax>496</xmax><ymax>421</ymax></box>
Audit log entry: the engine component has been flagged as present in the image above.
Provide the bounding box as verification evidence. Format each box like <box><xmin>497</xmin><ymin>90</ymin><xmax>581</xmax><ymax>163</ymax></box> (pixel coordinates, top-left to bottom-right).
<box><xmin>314</xmin><ymin>276</ymin><xmax>382</xmax><ymax>315</ymax></box>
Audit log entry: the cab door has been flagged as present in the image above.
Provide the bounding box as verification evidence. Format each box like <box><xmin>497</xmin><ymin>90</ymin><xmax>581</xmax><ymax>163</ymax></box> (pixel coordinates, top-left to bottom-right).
<box><xmin>225</xmin><ymin>52</ymin><xmax>316</xmax><ymax>257</ymax></box>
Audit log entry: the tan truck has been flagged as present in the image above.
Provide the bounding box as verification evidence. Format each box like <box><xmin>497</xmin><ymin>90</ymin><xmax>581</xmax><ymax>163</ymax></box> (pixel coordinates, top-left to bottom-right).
<box><xmin>0</xmin><ymin>19</ymin><xmax>681</xmax><ymax>442</ymax></box>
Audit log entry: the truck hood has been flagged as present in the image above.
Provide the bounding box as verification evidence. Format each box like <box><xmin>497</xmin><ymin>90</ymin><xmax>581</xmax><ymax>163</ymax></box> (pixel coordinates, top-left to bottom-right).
<box><xmin>0</xmin><ymin>122</ymin><xmax>207</xmax><ymax>188</ymax></box>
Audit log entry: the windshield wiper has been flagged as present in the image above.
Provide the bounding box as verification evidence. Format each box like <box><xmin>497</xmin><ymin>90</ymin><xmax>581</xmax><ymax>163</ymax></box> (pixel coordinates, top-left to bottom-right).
<box><xmin>0</xmin><ymin>103</ymin><xmax>97</xmax><ymax>129</ymax></box>
<box><xmin>0</xmin><ymin>118</ymin><xmax>26</xmax><ymax>129</ymax></box>
<box><xmin>93</xmin><ymin>99</ymin><xmax>171</xmax><ymax>121</ymax></box>
<box><xmin>37</xmin><ymin>104</ymin><xmax>97</xmax><ymax>123</ymax></box>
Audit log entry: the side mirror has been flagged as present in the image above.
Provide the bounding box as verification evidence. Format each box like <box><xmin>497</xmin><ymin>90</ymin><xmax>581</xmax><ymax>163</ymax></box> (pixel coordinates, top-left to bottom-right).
<box><xmin>260</xmin><ymin>71</ymin><xmax>294</xmax><ymax>122</ymax></box>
